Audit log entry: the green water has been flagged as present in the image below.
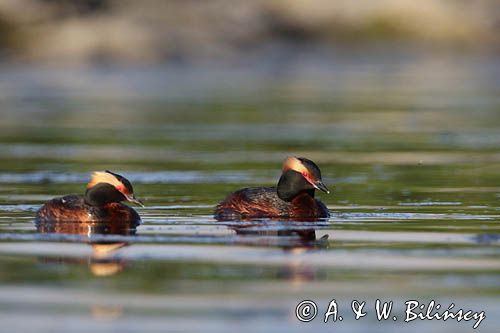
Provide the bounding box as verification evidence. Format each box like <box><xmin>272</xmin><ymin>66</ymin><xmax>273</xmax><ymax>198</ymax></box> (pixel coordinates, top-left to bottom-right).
<box><xmin>0</xmin><ymin>55</ymin><xmax>499</xmax><ymax>332</ymax></box>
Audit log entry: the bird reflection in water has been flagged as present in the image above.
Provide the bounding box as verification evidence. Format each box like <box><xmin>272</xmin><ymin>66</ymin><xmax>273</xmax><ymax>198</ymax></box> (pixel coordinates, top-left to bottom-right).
<box><xmin>231</xmin><ymin>225</ymin><xmax>328</xmax><ymax>249</ymax></box>
<box><xmin>230</xmin><ymin>221</ymin><xmax>330</xmax><ymax>283</ymax></box>
<box><xmin>35</xmin><ymin>220</ymin><xmax>139</xmax><ymax>321</ymax></box>
<box><xmin>35</xmin><ymin>220</ymin><xmax>138</xmax><ymax>277</ymax></box>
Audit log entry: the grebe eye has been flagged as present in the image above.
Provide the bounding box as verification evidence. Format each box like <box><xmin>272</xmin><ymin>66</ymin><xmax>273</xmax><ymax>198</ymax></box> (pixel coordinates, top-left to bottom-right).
<box><xmin>302</xmin><ymin>171</ymin><xmax>308</xmax><ymax>178</ymax></box>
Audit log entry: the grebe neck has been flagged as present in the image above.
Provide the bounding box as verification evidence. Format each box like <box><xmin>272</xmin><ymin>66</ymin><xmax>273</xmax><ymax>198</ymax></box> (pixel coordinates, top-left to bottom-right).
<box><xmin>277</xmin><ymin>170</ymin><xmax>315</xmax><ymax>202</ymax></box>
<box><xmin>84</xmin><ymin>183</ymin><xmax>126</xmax><ymax>207</ymax></box>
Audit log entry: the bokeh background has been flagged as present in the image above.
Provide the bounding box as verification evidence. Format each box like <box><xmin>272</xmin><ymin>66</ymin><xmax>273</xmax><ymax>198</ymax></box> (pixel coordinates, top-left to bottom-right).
<box><xmin>0</xmin><ymin>0</ymin><xmax>500</xmax><ymax>171</ymax></box>
<box><xmin>0</xmin><ymin>0</ymin><xmax>499</xmax><ymax>173</ymax></box>
<box><xmin>0</xmin><ymin>1</ymin><xmax>499</xmax><ymax>333</ymax></box>
<box><xmin>0</xmin><ymin>0</ymin><xmax>499</xmax><ymax>64</ymax></box>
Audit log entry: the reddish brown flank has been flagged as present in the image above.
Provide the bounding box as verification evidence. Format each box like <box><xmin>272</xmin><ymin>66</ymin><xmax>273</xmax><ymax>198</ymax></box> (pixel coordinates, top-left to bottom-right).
<box><xmin>216</xmin><ymin>189</ymin><xmax>283</xmax><ymax>220</ymax></box>
<box><xmin>289</xmin><ymin>192</ymin><xmax>328</xmax><ymax>219</ymax></box>
<box><xmin>36</xmin><ymin>197</ymin><xmax>92</xmax><ymax>222</ymax></box>
<box><xmin>35</xmin><ymin>195</ymin><xmax>141</xmax><ymax>224</ymax></box>
<box><xmin>215</xmin><ymin>189</ymin><xmax>328</xmax><ymax>220</ymax></box>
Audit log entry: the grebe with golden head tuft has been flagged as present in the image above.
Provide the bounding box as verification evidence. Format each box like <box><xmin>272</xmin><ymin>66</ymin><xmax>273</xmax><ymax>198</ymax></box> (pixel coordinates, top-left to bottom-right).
<box><xmin>215</xmin><ymin>157</ymin><xmax>330</xmax><ymax>220</ymax></box>
<box><xmin>36</xmin><ymin>170</ymin><xmax>143</xmax><ymax>224</ymax></box>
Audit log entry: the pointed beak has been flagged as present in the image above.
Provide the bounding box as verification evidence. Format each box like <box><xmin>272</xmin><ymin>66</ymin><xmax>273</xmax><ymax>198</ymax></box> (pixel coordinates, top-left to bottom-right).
<box><xmin>126</xmin><ymin>194</ymin><xmax>144</xmax><ymax>207</ymax></box>
<box><xmin>313</xmin><ymin>180</ymin><xmax>330</xmax><ymax>194</ymax></box>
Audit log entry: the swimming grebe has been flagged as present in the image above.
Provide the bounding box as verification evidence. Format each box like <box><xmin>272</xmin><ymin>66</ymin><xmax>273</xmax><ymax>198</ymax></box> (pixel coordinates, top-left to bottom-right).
<box><xmin>35</xmin><ymin>170</ymin><xmax>143</xmax><ymax>224</ymax></box>
<box><xmin>215</xmin><ymin>156</ymin><xmax>330</xmax><ymax>220</ymax></box>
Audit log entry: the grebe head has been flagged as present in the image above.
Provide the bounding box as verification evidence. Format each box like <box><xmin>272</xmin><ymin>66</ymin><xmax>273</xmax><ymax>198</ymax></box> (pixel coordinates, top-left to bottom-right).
<box><xmin>277</xmin><ymin>156</ymin><xmax>330</xmax><ymax>201</ymax></box>
<box><xmin>85</xmin><ymin>170</ymin><xmax>144</xmax><ymax>207</ymax></box>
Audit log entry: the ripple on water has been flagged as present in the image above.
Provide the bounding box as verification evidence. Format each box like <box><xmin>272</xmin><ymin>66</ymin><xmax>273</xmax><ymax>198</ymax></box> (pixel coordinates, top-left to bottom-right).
<box><xmin>0</xmin><ymin>170</ymin><xmax>259</xmax><ymax>184</ymax></box>
<box><xmin>398</xmin><ymin>201</ymin><xmax>463</xmax><ymax>206</ymax></box>
<box><xmin>0</xmin><ymin>240</ymin><xmax>498</xmax><ymax>272</ymax></box>
<box><xmin>331</xmin><ymin>211</ymin><xmax>500</xmax><ymax>221</ymax></box>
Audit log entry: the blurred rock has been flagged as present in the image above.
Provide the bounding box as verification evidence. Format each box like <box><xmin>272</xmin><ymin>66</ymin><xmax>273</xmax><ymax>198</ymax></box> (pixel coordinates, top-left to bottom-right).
<box><xmin>0</xmin><ymin>0</ymin><xmax>498</xmax><ymax>65</ymax></box>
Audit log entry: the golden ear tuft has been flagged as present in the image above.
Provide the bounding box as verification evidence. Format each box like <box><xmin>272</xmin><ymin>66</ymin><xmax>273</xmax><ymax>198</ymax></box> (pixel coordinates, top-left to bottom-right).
<box><xmin>87</xmin><ymin>171</ymin><xmax>122</xmax><ymax>189</ymax></box>
<box><xmin>282</xmin><ymin>156</ymin><xmax>308</xmax><ymax>174</ymax></box>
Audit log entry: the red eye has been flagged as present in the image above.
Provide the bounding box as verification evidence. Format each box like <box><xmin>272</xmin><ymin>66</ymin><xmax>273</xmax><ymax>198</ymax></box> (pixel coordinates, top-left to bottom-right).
<box><xmin>302</xmin><ymin>171</ymin><xmax>314</xmax><ymax>185</ymax></box>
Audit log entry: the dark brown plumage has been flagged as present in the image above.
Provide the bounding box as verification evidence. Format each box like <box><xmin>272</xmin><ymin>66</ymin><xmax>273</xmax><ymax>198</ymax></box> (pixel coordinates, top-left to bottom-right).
<box><xmin>35</xmin><ymin>171</ymin><xmax>143</xmax><ymax>224</ymax></box>
<box><xmin>215</xmin><ymin>157</ymin><xmax>330</xmax><ymax>220</ymax></box>
<box><xmin>36</xmin><ymin>195</ymin><xmax>141</xmax><ymax>224</ymax></box>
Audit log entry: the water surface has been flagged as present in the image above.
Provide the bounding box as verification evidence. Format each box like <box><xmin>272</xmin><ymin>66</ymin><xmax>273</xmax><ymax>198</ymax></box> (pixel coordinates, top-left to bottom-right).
<box><xmin>0</xmin><ymin>52</ymin><xmax>499</xmax><ymax>332</ymax></box>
